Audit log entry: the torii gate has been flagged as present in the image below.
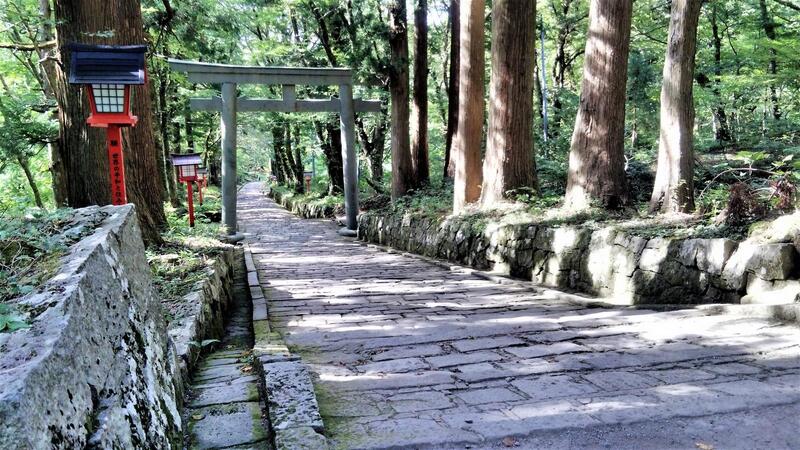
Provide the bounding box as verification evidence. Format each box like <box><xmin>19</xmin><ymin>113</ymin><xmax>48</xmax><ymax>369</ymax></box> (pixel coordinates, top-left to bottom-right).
<box><xmin>168</xmin><ymin>60</ymin><xmax>381</xmax><ymax>239</ymax></box>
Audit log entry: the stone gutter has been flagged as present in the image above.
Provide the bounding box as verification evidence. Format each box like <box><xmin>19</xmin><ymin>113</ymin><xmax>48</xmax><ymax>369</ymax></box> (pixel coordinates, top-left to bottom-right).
<box><xmin>243</xmin><ymin>247</ymin><xmax>329</xmax><ymax>449</ymax></box>
<box><xmin>167</xmin><ymin>246</ymin><xmax>239</xmax><ymax>402</ymax></box>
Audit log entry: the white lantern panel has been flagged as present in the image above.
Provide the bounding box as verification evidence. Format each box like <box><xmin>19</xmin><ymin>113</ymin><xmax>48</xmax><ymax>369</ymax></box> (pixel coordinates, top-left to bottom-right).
<box><xmin>180</xmin><ymin>165</ymin><xmax>197</xmax><ymax>178</ymax></box>
<box><xmin>91</xmin><ymin>83</ymin><xmax>126</xmax><ymax>113</ymax></box>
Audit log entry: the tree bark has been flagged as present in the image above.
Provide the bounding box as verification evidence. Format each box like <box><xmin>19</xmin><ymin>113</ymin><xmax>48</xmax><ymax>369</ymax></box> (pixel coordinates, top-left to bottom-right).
<box><xmin>272</xmin><ymin>125</ymin><xmax>287</xmax><ymax>184</ymax></box>
<box><xmin>710</xmin><ymin>5</ymin><xmax>732</xmax><ymax>144</ymax></box>
<box><xmin>443</xmin><ymin>0</ymin><xmax>459</xmax><ymax>180</ymax></box>
<box><xmin>357</xmin><ymin>113</ymin><xmax>388</xmax><ymax>185</ymax></box>
<box><xmin>452</xmin><ymin>0</ymin><xmax>485</xmax><ymax>212</ymax></box>
<box><xmin>410</xmin><ymin>0</ymin><xmax>430</xmax><ymax>187</ymax></box>
<box><xmin>18</xmin><ymin>155</ymin><xmax>44</xmax><ymax>208</ymax></box>
<box><xmin>564</xmin><ymin>0</ymin><xmax>633</xmax><ymax>210</ymax></box>
<box><xmin>758</xmin><ymin>0</ymin><xmax>781</xmax><ymax>121</ymax></box>
<box><xmin>286</xmin><ymin>123</ymin><xmax>304</xmax><ymax>193</ymax></box>
<box><xmin>650</xmin><ymin>0</ymin><xmax>701</xmax><ymax>214</ymax></box>
<box><xmin>314</xmin><ymin>121</ymin><xmax>344</xmax><ymax>195</ymax></box>
<box><xmin>38</xmin><ymin>0</ymin><xmax>67</xmax><ymax>206</ymax></box>
<box><xmin>156</xmin><ymin>58</ymin><xmax>179</xmax><ymax>206</ymax></box>
<box><xmin>480</xmin><ymin>0</ymin><xmax>538</xmax><ymax>206</ymax></box>
<box><xmin>53</xmin><ymin>0</ymin><xmax>166</xmax><ymax>244</ymax></box>
<box><xmin>389</xmin><ymin>0</ymin><xmax>415</xmax><ymax>199</ymax></box>
<box><xmin>185</xmin><ymin>109</ymin><xmax>195</xmax><ymax>150</ymax></box>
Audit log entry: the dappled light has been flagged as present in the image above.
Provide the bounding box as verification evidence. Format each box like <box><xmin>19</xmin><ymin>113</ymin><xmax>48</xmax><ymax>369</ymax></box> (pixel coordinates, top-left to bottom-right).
<box><xmin>238</xmin><ymin>183</ymin><xmax>800</xmax><ymax>448</ymax></box>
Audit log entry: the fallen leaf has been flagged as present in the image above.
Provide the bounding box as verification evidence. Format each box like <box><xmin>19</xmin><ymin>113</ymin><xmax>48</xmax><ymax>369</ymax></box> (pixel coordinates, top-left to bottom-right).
<box><xmin>191</xmin><ymin>414</ymin><xmax>204</xmax><ymax>421</ymax></box>
<box><xmin>502</xmin><ymin>437</ymin><xmax>518</xmax><ymax>447</ymax></box>
<box><xmin>696</xmin><ymin>443</ymin><xmax>714</xmax><ymax>450</ymax></box>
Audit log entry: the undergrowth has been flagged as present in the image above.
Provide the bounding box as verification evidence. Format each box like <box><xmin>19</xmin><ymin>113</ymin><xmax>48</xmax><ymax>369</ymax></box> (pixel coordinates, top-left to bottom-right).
<box><xmin>148</xmin><ymin>186</ymin><xmax>228</xmax><ymax>324</ymax></box>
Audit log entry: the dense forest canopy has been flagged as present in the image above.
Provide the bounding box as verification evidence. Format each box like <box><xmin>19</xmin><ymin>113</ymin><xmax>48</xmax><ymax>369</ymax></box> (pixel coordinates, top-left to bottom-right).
<box><xmin>0</xmin><ymin>0</ymin><xmax>798</xmax><ymax>241</ymax></box>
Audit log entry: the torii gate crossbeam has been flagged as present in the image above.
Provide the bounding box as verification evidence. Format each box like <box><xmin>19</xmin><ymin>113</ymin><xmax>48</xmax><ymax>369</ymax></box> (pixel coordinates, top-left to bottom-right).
<box><xmin>168</xmin><ymin>59</ymin><xmax>381</xmax><ymax>239</ymax></box>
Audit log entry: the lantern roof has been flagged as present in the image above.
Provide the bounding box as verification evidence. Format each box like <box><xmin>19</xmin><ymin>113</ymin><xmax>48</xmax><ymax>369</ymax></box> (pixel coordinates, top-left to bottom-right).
<box><xmin>197</xmin><ymin>167</ymin><xmax>208</xmax><ymax>174</ymax></box>
<box><xmin>68</xmin><ymin>44</ymin><xmax>147</xmax><ymax>85</ymax></box>
<box><xmin>171</xmin><ymin>153</ymin><xmax>202</xmax><ymax>167</ymax></box>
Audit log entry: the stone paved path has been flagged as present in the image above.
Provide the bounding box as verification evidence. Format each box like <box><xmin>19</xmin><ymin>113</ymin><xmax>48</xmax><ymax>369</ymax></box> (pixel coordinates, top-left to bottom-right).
<box><xmin>239</xmin><ymin>182</ymin><xmax>800</xmax><ymax>450</ymax></box>
<box><xmin>184</xmin><ymin>254</ymin><xmax>270</xmax><ymax>449</ymax></box>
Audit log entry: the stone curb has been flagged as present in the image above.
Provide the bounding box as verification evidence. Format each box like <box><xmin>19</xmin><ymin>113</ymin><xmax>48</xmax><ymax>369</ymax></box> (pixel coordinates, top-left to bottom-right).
<box><xmin>356</xmin><ymin>241</ymin><xmax>800</xmax><ymax>325</ymax></box>
<box><xmin>243</xmin><ymin>247</ymin><xmax>330</xmax><ymax>450</ymax></box>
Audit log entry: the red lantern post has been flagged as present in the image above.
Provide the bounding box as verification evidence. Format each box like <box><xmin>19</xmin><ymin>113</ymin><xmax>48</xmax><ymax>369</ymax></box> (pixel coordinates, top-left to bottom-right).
<box><xmin>171</xmin><ymin>153</ymin><xmax>203</xmax><ymax>227</ymax></box>
<box><xmin>197</xmin><ymin>167</ymin><xmax>208</xmax><ymax>205</ymax></box>
<box><xmin>68</xmin><ymin>44</ymin><xmax>147</xmax><ymax>206</ymax></box>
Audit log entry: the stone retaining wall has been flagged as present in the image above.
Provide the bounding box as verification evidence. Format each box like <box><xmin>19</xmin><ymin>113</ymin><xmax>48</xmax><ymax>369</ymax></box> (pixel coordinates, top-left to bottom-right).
<box><xmin>0</xmin><ymin>206</ymin><xmax>182</xmax><ymax>449</ymax></box>
<box><xmin>269</xmin><ymin>187</ymin><xmax>338</xmax><ymax>219</ymax></box>
<box><xmin>0</xmin><ymin>205</ymin><xmax>240</xmax><ymax>449</ymax></box>
<box><xmin>358</xmin><ymin>212</ymin><xmax>800</xmax><ymax>305</ymax></box>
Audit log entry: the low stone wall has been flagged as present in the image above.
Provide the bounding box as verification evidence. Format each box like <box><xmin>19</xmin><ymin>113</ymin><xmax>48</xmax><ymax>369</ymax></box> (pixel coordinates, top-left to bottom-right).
<box><xmin>167</xmin><ymin>246</ymin><xmax>238</xmax><ymax>400</ymax></box>
<box><xmin>269</xmin><ymin>187</ymin><xmax>338</xmax><ymax>219</ymax></box>
<box><xmin>358</xmin><ymin>212</ymin><xmax>800</xmax><ymax>306</ymax></box>
<box><xmin>0</xmin><ymin>206</ymin><xmax>181</xmax><ymax>449</ymax></box>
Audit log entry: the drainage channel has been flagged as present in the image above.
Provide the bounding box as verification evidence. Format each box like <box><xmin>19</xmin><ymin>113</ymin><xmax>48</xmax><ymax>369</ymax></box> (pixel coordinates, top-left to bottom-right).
<box><xmin>182</xmin><ymin>254</ymin><xmax>273</xmax><ymax>450</ymax></box>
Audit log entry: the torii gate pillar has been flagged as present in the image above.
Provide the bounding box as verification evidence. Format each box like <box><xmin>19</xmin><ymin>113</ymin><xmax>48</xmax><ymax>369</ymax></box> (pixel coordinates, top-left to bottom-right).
<box><xmin>339</xmin><ymin>83</ymin><xmax>358</xmax><ymax>232</ymax></box>
<box><xmin>221</xmin><ymin>82</ymin><xmax>238</xmax><ymax>236</ymax></box>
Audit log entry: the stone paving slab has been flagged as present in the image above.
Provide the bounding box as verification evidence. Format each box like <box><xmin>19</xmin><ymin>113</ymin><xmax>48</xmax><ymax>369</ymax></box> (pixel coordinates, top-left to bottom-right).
<box><xmin>238</xmin><ymin>182</ymin><xmax>800</xmax><ymax>449</ymax></box>
<box><xmin>188</xmin><ymin>402</ymin><xmax>267</xmax><ymax>449</ymax></box>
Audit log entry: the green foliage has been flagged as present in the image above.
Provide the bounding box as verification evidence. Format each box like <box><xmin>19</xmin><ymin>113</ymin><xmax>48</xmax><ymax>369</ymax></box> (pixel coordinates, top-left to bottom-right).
<box><xmin>270</xmin><ymin>182</ymin><xmax>344</xmax><ymax>209</ymax></box>
<box><xmin>0</xmin><ymin>208</ymin><xmax>87</xmax><ymax>304</ymax></box>
<box><xmin>149</xmin><ymin>186</ymin><xmax>228</xmax><ymax>324</ymax></box>
<box><xmin>385</xmin><ymin>185</ymin><xmax>453</xmax><ymax>219</ymax></box>
<box><xmin>0</xmin><ymin>303</ymin><xmax>29</xmax><ymax>332</ymax></box>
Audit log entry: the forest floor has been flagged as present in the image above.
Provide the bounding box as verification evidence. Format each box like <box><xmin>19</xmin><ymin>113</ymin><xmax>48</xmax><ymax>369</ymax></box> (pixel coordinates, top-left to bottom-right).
<box><xmin>239</xmin><ymin>182</ymin><xmax>800</xmax><ymax>450</ymax></box>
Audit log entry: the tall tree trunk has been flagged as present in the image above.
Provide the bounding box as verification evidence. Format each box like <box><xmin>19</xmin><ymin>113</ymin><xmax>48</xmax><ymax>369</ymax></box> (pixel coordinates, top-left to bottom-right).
<box><xmin>452</xmin><ymin>0</ymin><xmax>485</xmax><ymax>212</ymax></box>
<box><xmin>564</xmin><ymin>0</ymin><xmax>633</xmax><ymax>210</ymax></box>
<box><xmin>272</xmin><ymin>124</ymin><xmax>289</xmax><ymax>185</ymax></box>
<box><xmin>54</xmin><ymin>0</ymin><xmax>166</xmax><ymax>245</ymax></box>
<box><xmin>758</xmin><ymin>0</ymin><xmax>781</xmax><ymax>121</ymax></box>
<box><xmin>39</xmin><ymin>0</ymin><xmax>67</xmax><ymax>205</ymax></box>
<box><xmin>156</xmin><ymin>59</ymin><xmax>179</xmax><ymax>206</ymax></box>
<box><xmin>185</xmin><ymin>109</ymin><xmax>195</xmax><ymax>150</ymax></box>
<box><xmin>710</xmin><ymin>5</ymin><xmax>732</xmax><ymax>144</ymax></box>
<box><xmin>650</xmin><ymin>0</ymin><xmax>701</xmax><ymax>214</ymax></box>
<box><xmin>550</xmin><ymin>0</ymin><xmax>586</xmax><ymax>137</ymax></box>
<box><xmin>411</xmin><ymin>0</ymin><xmax>430</xmax><ymax>187</ymax></box>
<box><xmin>286</xmin><ymin>123</ymin><xmax>304</xmax><ymax>193</ymax></box>
<box><xmin>314</xmin><ymin>121</ymin><xmax>344</xmax><ymax>195</ymax></box>
<box><xmin>443</xmin><ymin>0</ymin><xmax>459</xmax><ymax>180</ymax></box>
<box><xmin>389</xmin><ymin>0</ymin><xmax>414</xmax><ymax>199</ymax></box>
<box><xmin>18</xmin><ymin>156</ymin><xmax>44</xmax><ymax>208</ymax></box>
<box><xmin>357</xmin><ymin>113</ymin><xmax>388</xmax><ymax>185</ymax></box>
<box><xmin>481</xmin><ymin>0</ymin><xmax>538</xmax><ymax>206</ymax></box>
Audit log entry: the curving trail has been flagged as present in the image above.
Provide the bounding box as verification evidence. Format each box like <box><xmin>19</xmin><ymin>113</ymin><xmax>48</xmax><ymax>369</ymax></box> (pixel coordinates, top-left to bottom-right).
<box><xmin>239</xmin><ymin>182</ymin><xmax>800</xmax><ymax>450</ymax></box>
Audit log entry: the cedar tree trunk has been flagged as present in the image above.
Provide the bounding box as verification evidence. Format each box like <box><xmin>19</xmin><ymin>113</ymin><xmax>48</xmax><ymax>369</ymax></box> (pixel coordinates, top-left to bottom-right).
<box><xmin>481</xmin><ymin>0</ymin><xmax>538</xmax><ymax>206</ymax></box>
<box><xmin>411</xmin><ymin>0</ymin><xmax>430</xmax><ymax>187</ymax></box>
<box><xmin>452</xmin><ymin>0</ymin><xmax>485</xmax><ymax>212</ymax></box>
<box><xmin>443</xmin><ymin>0</ymin><xmax>459</xmax><ymax>180</ymax></box>
<box><xmin>54</xmin><ymin>0</ymin><xmax>166</xmax><ymax>244</ymax></box>
<box><xmin>389</xmin><ymin>0</ymin><xmax>415</xmax><ymax>199</ymax></box>
<box><xmin>564</xmin><ymin>0</ymin><xmax>633</xmax><ymax>210</ymax></box>
<box><xmin>650</xmin><ymin>0</ymin><xmax>701</xmax><ymax>214</ymax></box>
